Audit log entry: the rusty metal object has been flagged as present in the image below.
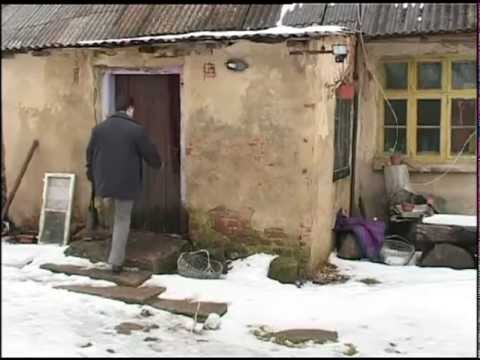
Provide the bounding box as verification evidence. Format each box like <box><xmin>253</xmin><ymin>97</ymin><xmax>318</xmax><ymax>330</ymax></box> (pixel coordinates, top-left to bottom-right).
<box><xmin>1</xmin><ymin>139</ymin><xmax>39</xmax><ymax>222</ymax></box>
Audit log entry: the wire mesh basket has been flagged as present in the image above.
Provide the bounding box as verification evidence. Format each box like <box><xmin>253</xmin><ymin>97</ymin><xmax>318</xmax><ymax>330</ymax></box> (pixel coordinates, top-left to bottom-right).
<box><xmin>177</xmin><ymin>249</ymin><xmax>224</xmax><ymax>280</ymax></box>
<box><xmin>380</xmin><ymin>236</ymin><xmax>415</xmax><ymax>266</ymax></box>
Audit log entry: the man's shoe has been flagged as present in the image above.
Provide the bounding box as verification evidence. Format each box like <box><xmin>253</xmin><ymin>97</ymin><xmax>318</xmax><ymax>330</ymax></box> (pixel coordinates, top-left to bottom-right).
<box><xmin>112</xmin><ymin>265</ymin><xmax>123</xmax><ymax>274</ymax></box>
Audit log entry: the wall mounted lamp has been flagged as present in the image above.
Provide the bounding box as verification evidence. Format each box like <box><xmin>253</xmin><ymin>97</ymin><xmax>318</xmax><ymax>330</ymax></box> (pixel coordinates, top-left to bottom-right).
<box><xmin>332</xmin><ymin>44</ymin><xmax>348</xmax><ymax>63</ymax></box>
<box><xmin>225</xmin><ymin>58</ymin><xmax>249</xmax><ymax>72</ymax></box>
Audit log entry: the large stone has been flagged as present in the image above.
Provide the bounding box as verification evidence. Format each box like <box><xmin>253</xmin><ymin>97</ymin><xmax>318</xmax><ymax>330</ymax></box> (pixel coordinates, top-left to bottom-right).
<box><xmin>336</xmin><ymin>232</ymin><xmax>362</xmax><ymax>260</ymax></box>
<box><xmin>65</xmin><ymin>231</ymin><xmax>191</xmax><ymax>274</ymax></box>
<box><xmin>55</xmin><ymin>285</ymin><xmax>166</xmax><ymax>304</ymax></box>
<box><xmin>268</xmin><ymin>256</ymin><xmax>299</xmax><ymax>284</ymax></box>
<box><xmin>40</xmin><ymin>263</ymin><xmax>153</xmax><ymax>287</ymax></box>
<box><xmin>420</xmin><ymin>244</ymin><xmax>474</xmax><ymax>270</ymax></box>
<box><xmin>272</xmin><ymin>329</ymin><xmax>338</xmax><ymax>345</ymax></box>
<box><xmin>416</xmin><ymin>223</ymin><xmax>476</xmax><ymax>247</ymax></box>
<box><xmin>64</xmin><ymin>240</ymin><xmax>108</xmax><ymax>263</ymax></box>
<box><xmin>147</xmin><ymin>298</ymin><xmax>228</xmax><ymax>322</ymax></box>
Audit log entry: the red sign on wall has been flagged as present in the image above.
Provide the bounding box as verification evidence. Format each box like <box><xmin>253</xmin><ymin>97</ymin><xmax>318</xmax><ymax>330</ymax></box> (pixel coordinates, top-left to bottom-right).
<box><xmin>203</xmin><ymin>63</ymin><xmax>216</xmax><ymax>79</ymax></box>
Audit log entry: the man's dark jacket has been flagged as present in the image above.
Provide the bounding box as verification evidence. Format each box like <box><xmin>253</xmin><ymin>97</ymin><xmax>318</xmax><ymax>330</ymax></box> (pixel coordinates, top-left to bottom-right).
<box><xmin>86</xmin><ymin>112</ymin><xmax>162</xmax><ymax>200</ymax></box>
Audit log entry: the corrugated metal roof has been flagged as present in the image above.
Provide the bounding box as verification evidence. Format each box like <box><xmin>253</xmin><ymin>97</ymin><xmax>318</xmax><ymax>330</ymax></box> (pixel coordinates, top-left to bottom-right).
<box><xmin>361</xmin><ymin>3</ymin><xmax>477</xmax><ymax>38</ymax></box>
<box><xmin>323</xmin><ymin>4</ymin><xmax>360</xmax><ymax>30</ymax></box>
<box><xmin>282</xmin><ymin>4</ymin><xmax>328</xmax><ymax>27</ymax></box>
<box><xmin>243</xmin><ymin>4</ymin><xmax>283</xmax><ymax>30</ymax></box>
<box><xmin>1</xmin><ymin>4</ymin><xmax>476</xmax><ymax>51</ymax></box>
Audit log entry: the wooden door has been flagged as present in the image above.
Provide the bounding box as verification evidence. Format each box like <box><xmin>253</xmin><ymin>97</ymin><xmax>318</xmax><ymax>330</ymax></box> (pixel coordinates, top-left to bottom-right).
<box><xmin>115</xmin><ymin>74</ymin><xmax>184</xmax><ymax>234</ymax></box>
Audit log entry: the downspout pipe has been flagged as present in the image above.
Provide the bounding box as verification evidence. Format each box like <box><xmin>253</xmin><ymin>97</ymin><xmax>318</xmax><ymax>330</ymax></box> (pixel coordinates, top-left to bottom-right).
<box><xmin>349</xmin><ymin>6</ymin><xmax>362</xmax><ymax>216</ymax></box>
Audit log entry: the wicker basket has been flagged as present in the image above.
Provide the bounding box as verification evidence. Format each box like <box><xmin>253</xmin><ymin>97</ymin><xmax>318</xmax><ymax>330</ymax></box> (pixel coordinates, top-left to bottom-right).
<box><xmin>177</xmin><ymin>249</ymin><xmax>223</xmax><ymax>279</ymax></box>
<box><xmin>380</xmin><ymin>236</ymin><xmax>415</xmax><ymax>266</ymax></box>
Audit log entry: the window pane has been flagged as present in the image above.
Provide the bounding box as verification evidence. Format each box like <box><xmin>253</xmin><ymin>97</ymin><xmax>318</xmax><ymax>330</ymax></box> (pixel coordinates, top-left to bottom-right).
<box><xmin>451</xmin><ymin>128</ymin><xmax>476</xmax><ymax>155</ymax></box>
<box><xmin>385</xmin><ymin>63</ymin><xmax>408</xmax><ymax>89</ymax></box>
<box><xmin>384</xmin><ymin>128</ymin><xmax>406</xmax><ymax>153</ymax></box>
<box><xmin>417</xmin><ymin>62</ymin><xmax>442</xmax><ymax>89</ymax></box>
<box><xmin>417</xmin><ymin>99</ymin><xmax>441</xmax><ymax>126</ymax></box>
<box><xmin>451</xmin><ymin>99</ymin><xmax>476</xmax><ymax>126</ymax></box>
<box><xmin>452</xmin><ymin>61</ymin><xmax>476</xmax><ymax>89</ymax></box>
<box><xmin>417</xmin><ymin>128</ymin><xmax>440</xmax><ymax>153</ymax></box>
<box><xmin>384</xmin><ymin>99</ymin><xmax>407</xmax><ymax>125</ymax></box>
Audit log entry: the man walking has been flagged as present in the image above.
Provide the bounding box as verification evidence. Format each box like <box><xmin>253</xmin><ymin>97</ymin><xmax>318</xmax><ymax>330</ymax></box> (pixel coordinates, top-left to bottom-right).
<box><xmin>86</xmin><ymin>96</ymin><xmax>162</xmax><ymax>273</ymax></box>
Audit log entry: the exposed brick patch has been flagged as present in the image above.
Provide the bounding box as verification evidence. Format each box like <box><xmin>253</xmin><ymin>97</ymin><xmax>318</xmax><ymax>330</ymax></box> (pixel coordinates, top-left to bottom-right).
<box><xmin>264</xmin><ymin>227</ymin><xmax>291</xmax><ymax>246</ymax></box>
<box><xmin>188</xmin><ymin>207</ymin><xmax>312</xmax><ymax>278</ymax></box>
<box><xmin>215</xmin><ymin>215</ymin><xmax>247</xmax><ymax>236</ymax></box>
<box><xmin>208</xmin><ymin>206</ymin><xmax>254</xmax><ymax>237</ymax></box>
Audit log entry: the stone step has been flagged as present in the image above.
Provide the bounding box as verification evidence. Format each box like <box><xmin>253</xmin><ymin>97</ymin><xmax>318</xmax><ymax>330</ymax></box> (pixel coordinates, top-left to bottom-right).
<box><xmin>64</xmin><ymin>231</ymin><xmax>191</xmax><ymax>274</ymax></box>
<box><xmin>55</xmin><ymin>285</ymin><xmax>166</xmax><ymax>304</ymax></box>
<box><xmin>40</xmin><ymin>263</ymin><xmax>153</xmax><ymax>287</ymax></box>
<box><xmin>147</xmin><ymin>298</ymin><xmax>228</xmax><ymax>322</ymax></box>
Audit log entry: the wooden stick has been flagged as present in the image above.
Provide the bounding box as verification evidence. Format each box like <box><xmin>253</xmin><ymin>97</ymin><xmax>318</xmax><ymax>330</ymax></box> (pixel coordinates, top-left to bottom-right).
<box><xmin>1</xmin><ymin>140</ymin><xmax>39</xmax><ymax>221</ymax></box>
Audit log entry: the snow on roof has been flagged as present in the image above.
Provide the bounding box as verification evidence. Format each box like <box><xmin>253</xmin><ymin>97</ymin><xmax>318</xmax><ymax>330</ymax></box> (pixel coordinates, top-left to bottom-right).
<box><xmin>77</xmin><ymin>25</ymin><xmax>349</xmax><ymax>46</ymax></box>
<box><xmin>422</xmin><ymin>214</ymin><xmax>476</xmax><ymax>228</ymax></box>
<box><xmin>276</xmin><ymin>4</ymin><xmax>298</xmax><ymax>27</ymax></box>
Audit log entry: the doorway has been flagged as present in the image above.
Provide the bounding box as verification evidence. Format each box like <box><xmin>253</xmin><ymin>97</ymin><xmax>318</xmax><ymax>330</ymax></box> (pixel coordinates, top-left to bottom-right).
<box><xmin>107</xmin><ymin>72</ymin><xmax>185</xmax><ymax>235</ymax></box>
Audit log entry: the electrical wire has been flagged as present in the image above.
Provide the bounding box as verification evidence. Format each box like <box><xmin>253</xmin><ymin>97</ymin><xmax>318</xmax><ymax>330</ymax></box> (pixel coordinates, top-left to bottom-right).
<box><xmin>355</xmin><ymin>4</ymin><xmax>477</xmax><ymax>187</ymax></box>
<box><xmin>356</xmin><ymin>4</ymin><xmax>400</xmax><ymax>154</ymax></box>
<box><xmin>409</xmin><ymin>131</ymin><xmax>476</xmax><ymax>186</ymax></box>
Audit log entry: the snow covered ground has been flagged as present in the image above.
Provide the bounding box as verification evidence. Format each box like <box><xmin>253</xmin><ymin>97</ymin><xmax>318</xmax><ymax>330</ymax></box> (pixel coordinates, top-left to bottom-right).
<box><xmin>2</xmin><ymin>243</ymin><xmax>476</xmax><ymax>357</ymax></box>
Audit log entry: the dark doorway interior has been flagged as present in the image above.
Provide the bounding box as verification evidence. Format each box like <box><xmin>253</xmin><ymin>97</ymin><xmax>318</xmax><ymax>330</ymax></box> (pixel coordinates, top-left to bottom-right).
<box><xmin>115</xmin><ymin>74</ymin><xmax>185</xmax><ymax>234</ymax></box>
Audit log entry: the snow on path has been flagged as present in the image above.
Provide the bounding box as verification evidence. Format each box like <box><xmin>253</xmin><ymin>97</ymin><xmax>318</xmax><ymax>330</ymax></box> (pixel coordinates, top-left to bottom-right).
<box><xmin>1</xmin><ymin>243</ymin><xmax>476</xmax><ymax>357</ymax></box>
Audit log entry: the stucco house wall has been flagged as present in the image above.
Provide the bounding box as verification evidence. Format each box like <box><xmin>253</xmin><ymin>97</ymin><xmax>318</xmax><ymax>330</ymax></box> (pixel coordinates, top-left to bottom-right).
<box><xmin>2</xmin><ymin>34</ymin><xmax>354</xmax><ymax>274</ymax></box>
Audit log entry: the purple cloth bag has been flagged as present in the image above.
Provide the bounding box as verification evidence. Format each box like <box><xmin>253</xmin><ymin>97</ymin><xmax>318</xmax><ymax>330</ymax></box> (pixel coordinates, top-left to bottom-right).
<box><xmin>334</xmin><ymin>215</ymin><xmax>385</xmax><ymax>260</ymax></box>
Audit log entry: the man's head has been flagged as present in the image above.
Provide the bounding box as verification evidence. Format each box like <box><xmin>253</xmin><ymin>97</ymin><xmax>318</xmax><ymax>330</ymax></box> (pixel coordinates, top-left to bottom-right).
<box><xmin>116</xmin><ymin>96</ymin><xmax>135</xmax><ymax>118</ymax></box>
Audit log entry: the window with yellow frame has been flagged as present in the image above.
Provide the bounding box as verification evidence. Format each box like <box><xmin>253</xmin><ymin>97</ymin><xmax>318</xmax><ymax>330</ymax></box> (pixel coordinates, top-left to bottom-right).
<box><xmin>379</xmin><ymin>57</ymin><xmax>476</xmax><ymax>163</ymax></box>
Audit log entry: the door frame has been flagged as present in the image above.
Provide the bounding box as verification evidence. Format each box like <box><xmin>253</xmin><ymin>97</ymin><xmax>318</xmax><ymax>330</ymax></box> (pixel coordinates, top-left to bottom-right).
<box><xmin>100</xmin><ymin>65</ymin><xmax>187</xmax><ymax>221</ymax></box>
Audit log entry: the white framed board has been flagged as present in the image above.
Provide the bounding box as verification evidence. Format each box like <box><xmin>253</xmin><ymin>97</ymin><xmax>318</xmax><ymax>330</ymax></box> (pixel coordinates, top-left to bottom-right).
<box><xmin>38</xmin><ymin>173</ymin><xmax>76</xmax><ymax>246</ymax></box>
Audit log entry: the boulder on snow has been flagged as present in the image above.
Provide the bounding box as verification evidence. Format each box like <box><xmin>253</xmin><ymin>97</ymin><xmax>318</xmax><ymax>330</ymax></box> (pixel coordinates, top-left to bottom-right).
<box><xmin>336</xmin><ymin>232</ymin><xmax>362</xmax><ymax>260</ymax></box>
<box><xmin>419</xmin><ymin>244</ymin><xmax>474</xmax><ymax>270</ymax></box>
<box><xmin>268</xmin><ymin>256</ymin><xmax>299</xmax><ymax>284</ymax></box>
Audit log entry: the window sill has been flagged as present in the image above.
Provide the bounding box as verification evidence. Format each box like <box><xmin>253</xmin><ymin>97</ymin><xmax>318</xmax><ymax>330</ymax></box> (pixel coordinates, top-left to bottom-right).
<box><xmin>373</xmin><ymin>156</ymin><xmax>476</xmax><ymax>174</ymax></box>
